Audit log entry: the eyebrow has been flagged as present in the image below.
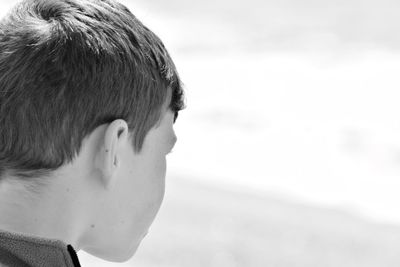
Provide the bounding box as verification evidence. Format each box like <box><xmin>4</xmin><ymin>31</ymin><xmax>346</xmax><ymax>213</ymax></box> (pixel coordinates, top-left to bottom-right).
<box><xmin>173</xmin><ymin>111</ymin><xmax>179</xmax><ymax>123</ymax></box>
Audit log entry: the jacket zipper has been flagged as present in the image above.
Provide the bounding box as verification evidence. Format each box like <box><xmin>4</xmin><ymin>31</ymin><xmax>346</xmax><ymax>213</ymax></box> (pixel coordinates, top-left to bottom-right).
<box><xmin>67</xmin><ymin>244</ymin><xmax>82</xmax><ymax>267</ymax></box>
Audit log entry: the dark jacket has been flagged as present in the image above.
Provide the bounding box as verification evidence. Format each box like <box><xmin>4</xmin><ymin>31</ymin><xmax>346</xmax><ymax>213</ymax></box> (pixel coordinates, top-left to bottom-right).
<box><xmin>0</xmin><ymin>229</ymin><xmax>81</xmax><ymax>267</ymax></box>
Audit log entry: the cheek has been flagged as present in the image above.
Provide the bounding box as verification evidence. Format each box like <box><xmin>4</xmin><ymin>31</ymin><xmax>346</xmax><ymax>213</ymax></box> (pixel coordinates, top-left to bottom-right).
<box><xmin>153</xmin><ymin>156</ymin><xmax>167</xmax><ymax>206</ymax></box>
<box><xmin>155</xmin><ymin>156</ymin><xmax>167</xmax><ymax>198</ymax></box>
<box><xmin>160</xmin><ymin>156</ymin><xmax>167</xmax><ymax>176</ymax></box>
<box><xmin>152</xmin><ymin>154</ymin><xmax>166</xmax><ymax>179</ymax></box>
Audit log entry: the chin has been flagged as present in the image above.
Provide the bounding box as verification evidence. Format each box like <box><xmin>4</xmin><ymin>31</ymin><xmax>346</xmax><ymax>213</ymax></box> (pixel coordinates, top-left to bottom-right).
<box><xmin>84</xmin><ymin>240</ymin><xmax>141</xmax><ymax>263</ymax></box>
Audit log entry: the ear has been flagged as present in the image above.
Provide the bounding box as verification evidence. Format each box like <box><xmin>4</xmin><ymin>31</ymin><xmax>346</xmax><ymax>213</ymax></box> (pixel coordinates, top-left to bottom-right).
<box><xmin>94</xmin><ymin>119</ymin><xmax>129</xmax><ymax>190</ymax></box>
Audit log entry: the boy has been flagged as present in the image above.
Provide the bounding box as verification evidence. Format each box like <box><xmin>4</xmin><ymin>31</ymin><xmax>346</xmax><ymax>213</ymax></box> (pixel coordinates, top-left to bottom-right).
<box><xmin>0</xmin><ymin>0</ymin><xmax>185</xmax><ymax>266</ymax></box>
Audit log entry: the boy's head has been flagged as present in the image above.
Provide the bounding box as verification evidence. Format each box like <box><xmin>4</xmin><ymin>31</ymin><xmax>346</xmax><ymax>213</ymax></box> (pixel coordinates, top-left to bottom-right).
<box><xmin>0</xmin><ymin>0</ymin><xmax>184</xmax><ymax>262</ymax></box>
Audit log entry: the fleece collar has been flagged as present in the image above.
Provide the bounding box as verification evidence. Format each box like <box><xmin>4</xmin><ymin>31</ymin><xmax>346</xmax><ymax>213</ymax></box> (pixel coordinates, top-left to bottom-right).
<box><xmin>0</xmin><ymin>228</ymin><xmax>81</xmax><ymax>267</ymax></box>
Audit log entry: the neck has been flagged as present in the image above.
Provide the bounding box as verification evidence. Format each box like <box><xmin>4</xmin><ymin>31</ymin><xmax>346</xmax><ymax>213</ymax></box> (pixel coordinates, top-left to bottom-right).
<box><xmin>0</xmin><ymin>177</ymin><xmax>86</xmax><ymax>250</ymax></box>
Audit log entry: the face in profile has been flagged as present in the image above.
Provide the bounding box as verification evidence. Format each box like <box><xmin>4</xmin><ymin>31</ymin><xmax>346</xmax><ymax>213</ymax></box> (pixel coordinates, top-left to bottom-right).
<box><xmin>83</xmin><ymin>108</ymin><xmax>177</xmax><ymax>262</ymax></box>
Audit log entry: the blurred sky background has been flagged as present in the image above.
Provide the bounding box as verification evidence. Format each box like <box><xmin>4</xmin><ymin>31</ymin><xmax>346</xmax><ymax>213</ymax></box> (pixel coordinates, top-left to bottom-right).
<box><xmin>2</xmin><ymin>0</ymin><xmax>400</xmax><ymax>266</ymax></box>
<box><xmin>117</xmin><ymin>0</ymin><xmax>400</xmax><ymax>224</ymax></box>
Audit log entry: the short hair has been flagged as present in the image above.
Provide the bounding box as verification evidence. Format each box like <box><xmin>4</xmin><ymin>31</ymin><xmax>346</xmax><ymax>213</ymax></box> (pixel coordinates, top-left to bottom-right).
<box><xmin>0</xmin><ymin>0</ymin><xmax>185</xmax><ymax>182</ymax></box>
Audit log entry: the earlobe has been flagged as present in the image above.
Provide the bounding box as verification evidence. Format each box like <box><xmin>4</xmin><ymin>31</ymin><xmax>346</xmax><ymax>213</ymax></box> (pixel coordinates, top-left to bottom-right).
<box><xmin>97</xmin><ymin>119</ymin><xmax>128</xmax><ymax>189</ymax></box>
